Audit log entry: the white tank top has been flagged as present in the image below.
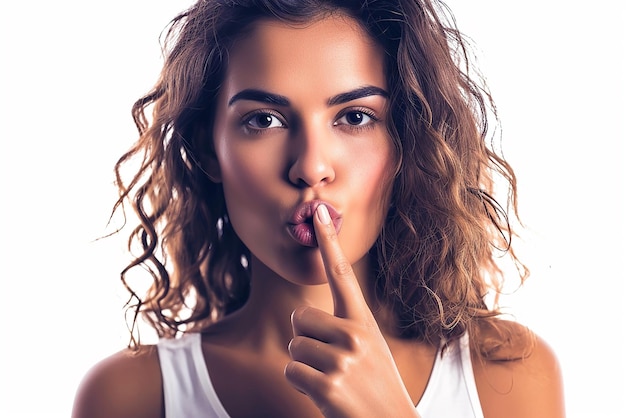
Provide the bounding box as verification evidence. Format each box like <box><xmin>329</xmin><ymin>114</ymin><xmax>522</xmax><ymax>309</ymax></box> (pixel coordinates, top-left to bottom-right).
<box><xmin>157</xmin><ymin>333</ymin><xmax>484</xmax><ymax>417</ymax></box>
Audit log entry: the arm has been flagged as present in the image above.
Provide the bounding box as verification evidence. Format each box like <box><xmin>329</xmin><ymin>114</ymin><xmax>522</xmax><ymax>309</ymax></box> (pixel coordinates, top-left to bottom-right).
<box><xmin>71</xmin><ymin>346</ymin><xmax>164</xmax><ymax>418</ymax></box>
<box><xmin>474</xmin><ymin>330</ymin><xmax>566</xmax><ymax>418</ymax></box>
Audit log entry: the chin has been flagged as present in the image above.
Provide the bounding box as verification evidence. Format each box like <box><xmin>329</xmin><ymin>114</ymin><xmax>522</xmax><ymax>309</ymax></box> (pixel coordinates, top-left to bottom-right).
<box><xmin>249</xmin><ymin>251</ymin><xmax>327</xmax><ymax>284</ymax></box>
<box><xmin>279</xmin><ymin>263</ymin><xmax>330</xmax><ymax>287</ymax></box>
<box><xmin>288</xmin><ymin>275</ymin><xmax>329</xmax><ymax>287</ymax></box>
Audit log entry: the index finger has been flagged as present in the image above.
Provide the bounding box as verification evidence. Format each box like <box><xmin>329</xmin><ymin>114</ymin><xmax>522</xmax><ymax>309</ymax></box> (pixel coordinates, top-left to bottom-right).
<box><xmin>313</xmin><ymin>204</ymin><xmax>371</xmax><ymax>320</ymax></box>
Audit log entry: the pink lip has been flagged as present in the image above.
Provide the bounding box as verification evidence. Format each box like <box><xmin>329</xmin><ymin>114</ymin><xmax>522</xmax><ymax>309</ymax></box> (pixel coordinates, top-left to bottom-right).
<box><xmin>287</xmin><ymin>200</ymin><xmax>342</xmax><ymax>247</ymax></box>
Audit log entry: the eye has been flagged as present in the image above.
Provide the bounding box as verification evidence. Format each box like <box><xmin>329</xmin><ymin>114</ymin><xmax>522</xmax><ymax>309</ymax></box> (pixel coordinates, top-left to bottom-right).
<box><xmin>244</xmin><ymin>112</ymin><xmax>285</xmax><ymax>129</ymax></box>
<box><xmin>334</xmin><ymin>110</ymin><xmax>377</xmax><ymax>128</ymax></box>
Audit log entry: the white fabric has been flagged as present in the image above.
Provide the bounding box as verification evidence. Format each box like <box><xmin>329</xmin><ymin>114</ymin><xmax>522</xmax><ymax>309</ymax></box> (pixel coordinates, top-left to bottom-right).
<box><xmin>158</xmin><ymin>334</ymin><xmax>230</xmax><ymax>418</ymax></box>
<box><xmin>157</xmin><ymin>332</ymin><xmax>484</xmax><ymax>417</ymax></box>
<box><xmin>416</xmin><ymin>333</ymin><xmax>485</xmax><ymax>418</ymax></box>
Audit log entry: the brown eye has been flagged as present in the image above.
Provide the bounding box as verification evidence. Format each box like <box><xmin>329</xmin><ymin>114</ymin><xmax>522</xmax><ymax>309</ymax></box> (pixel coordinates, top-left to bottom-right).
<box><xmin>345</xmin><ymin>111</ymin><xmax>365</xmax><ymax>125</ymax></box>
<box><xmin>335</xmin><ymin>110</ymin><xmax>376</xmax><ymax>127</ymax></box>
<box><xmin>245</xmin><ymin>112</ymin><xmax>285</xmax><ymax>129</ymax></box>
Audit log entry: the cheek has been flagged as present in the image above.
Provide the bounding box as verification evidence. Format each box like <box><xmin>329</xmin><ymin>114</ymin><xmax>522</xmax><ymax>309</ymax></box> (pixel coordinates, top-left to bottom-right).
<box><xmin>216</xmin><ymin>150</ymin><xmax>272</xmax><ymax>251</ymax></box>
<box><xmin>213</xmin><ymin>122</ymin><xmax>284</xmax><ymax>196</ymax></box>
<box><xmin>219</xmin><ymin>147</ymin><xmax>272</xmax><ymax>204</ymax></box>
<box><xmin>355</xmin><ymin>146</ymin><xmax>395</xmax><ymax>206</ymax></box>
<box><xmin>341</xmin><ymin>145</ymin><xmax>395</xmax><ymax>243</ymax></box>
<box><xmin>214</xmin><ymin>137</ymin><xmax>288</xmax><ymax>240</ymax></box>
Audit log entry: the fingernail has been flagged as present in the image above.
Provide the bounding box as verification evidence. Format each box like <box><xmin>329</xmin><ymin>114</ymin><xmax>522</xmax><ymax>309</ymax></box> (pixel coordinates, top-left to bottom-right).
<box><xmin>317</xmin><ymin>204</ymin><xmax>331</xmax><ymax>225</ymax></box>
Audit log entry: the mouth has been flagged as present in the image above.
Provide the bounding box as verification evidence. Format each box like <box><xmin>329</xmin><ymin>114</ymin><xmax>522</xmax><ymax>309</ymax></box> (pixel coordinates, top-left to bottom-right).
<box><xmin>286</xmin><ymin>200</ymin><xmax>342</xmax><ymax>247</ymax></box>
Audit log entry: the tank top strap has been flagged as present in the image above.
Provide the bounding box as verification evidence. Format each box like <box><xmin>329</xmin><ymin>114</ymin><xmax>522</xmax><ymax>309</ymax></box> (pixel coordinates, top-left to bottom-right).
<box><xmin>158</xmin><ymin>333</ymin><xmax>230</xmax><ymax>417</ymax></box>
<box><xmin>416</xmin><ymin>333</ymin><xmax>484</xmax><ymax>418</ymax></box>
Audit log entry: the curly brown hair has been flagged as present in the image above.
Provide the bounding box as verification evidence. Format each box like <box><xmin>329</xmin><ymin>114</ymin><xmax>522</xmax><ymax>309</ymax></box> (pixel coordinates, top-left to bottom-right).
<box><xmin>114</xmin><ymin>0</ymin><xmax>531</xmax><ymax>358</ymax></box>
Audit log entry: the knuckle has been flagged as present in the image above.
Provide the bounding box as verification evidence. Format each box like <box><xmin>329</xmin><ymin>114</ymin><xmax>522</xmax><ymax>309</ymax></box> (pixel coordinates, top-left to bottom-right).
<box><xmin>317</xmin><ymin>375</ymin><xmax>342</xmax><ymax>400</ymax></box>
<box><xmin>334</xmin><ymin>326</ymin><xmax>353</xmax><ymax>344</ymax></box>
<box><xmin>334</xmin><ymin>325</ymin><xmax>365</xmax><ymax>351</ymax></box>
<box><xmin>332</xmin><ymin>259</ymin><xmax>353</xmax><ymax>277</ymax></box>
<box><xmin>322</xmin><ymin>228</ymin><xmax>337</xmax><ymax>242</ymax></box>
<box><xmin>345</xmin><ymin>332</ymin><xmax>364</xmax><ymax>351</ymax></box>
<box><xmin>332</xmin><ymin>353</ymin><xmax>353</xmax><ymax>373</ymax></box>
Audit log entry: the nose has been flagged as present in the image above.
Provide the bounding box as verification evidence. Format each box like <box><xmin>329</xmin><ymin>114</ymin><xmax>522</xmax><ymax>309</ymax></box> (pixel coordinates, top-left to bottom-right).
<box><xmin>287</xmin><ymin>124</ymin><xmax>336</xmax><ymax>188</ymax></box>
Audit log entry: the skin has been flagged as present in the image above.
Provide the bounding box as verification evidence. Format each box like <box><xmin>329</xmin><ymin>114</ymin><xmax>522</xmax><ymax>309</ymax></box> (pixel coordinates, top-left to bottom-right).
<box><xmin>72</xmin><ymin>14</ymin><xmax>565</xmax><ymax>418</ymax></box>
<box><xmin>211</xmin><ymin>15</ymin><xmax>396</xmax><ymax>291</ymax></box>
<box><xmin>206</xmin><ymin>16</ymin><xmax>422</xmax><ymax>416</ymax></box>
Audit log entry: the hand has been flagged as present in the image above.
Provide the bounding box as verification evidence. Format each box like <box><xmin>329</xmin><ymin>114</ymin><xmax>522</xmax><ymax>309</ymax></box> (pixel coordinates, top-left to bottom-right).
<box><xmin>284</xmin><ymin>204</ymin><xmax>420</xmax><ymax>418</ymax></box>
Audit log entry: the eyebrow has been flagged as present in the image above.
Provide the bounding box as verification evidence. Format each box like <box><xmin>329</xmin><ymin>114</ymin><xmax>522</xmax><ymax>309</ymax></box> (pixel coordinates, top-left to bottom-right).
<box><xmin>228</xmin><ymin>89</ymin><xmax>290</xmax><ymax>107</ymax></box>
<box><xmin>227</xmin><ymin>85</ymin><xmax>389</xmax><ymax>107</ymax></box>
<box><xmin>327</xmin><ymin>85</ymin><xmax>389</xmax><ymax>106</ymax></box>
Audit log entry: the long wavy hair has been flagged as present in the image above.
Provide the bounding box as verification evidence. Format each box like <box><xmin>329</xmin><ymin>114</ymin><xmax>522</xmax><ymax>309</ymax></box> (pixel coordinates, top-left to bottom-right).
<box><xmin>114</xmin><ymin>0</ymin><xmax>531</xmax><ymax>359</ymax></box>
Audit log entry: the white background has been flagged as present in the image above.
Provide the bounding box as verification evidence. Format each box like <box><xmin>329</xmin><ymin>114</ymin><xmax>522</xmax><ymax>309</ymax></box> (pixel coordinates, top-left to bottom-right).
<box><xmin>1</xmin><ymin>1</ymin><xmax>624</xmax><ymax>417</ymax></box>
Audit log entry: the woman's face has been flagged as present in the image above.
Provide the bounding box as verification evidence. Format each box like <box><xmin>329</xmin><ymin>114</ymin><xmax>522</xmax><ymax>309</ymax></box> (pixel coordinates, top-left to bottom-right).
<box><xmin>212</xmin><ymin>14</ymin><xmax>395</xmax><ymax>285</ymax></box>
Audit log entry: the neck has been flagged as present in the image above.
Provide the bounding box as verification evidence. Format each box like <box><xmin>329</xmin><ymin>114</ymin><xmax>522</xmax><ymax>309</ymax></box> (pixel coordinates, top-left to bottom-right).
<box><xmin>224</xmin><ymin>254</ymin><xmax>394</xmax><ymax>351</ymax></box>
<box><xmin>235</xmin><ymin>257</ymin><xmax>332</xmax><ymax>349</ymax></box>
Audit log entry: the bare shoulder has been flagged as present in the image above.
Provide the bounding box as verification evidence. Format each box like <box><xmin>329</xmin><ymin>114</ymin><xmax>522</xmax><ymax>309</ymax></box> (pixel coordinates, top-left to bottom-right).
<box><xmin>72</xmin><ymin>345</ymin><xmax>164</xmax><ymax>418</ymax></box>
<box><xmin>471</xmin><ymin>319</ymin><xmax>566</xmax><ymax>418</ymax></box>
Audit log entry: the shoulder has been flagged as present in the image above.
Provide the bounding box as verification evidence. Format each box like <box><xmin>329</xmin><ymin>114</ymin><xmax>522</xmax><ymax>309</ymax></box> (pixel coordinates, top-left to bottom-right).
<box><xmin>71</xmin><ymin>345</ymin><xmax>164</xmax><ymax>418</ymax></box>
<box><xmin>470</xmin><ymin>319</ymin><xmax>566</xmax><ymax>418</ymax></box>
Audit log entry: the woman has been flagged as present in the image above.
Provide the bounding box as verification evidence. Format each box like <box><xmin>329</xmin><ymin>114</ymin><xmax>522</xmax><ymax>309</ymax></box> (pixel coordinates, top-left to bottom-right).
<box><xmin>72</xmin><ymin>0</ymin><xmax>565</xmax><ymax>417</ymax></box>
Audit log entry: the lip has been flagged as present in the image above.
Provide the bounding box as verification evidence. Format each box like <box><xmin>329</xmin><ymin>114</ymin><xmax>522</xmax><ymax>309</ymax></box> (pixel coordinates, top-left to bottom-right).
<box><xmin>286</xmin><ymin>200</ymin><xmax>343</xmax><ymax>247</ymax></box>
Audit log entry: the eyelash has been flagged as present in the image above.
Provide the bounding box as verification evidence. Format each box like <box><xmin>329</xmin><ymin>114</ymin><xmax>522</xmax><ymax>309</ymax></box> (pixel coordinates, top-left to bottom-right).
<box><xmin>240</xmin><ymin>107</ymin><xmax>380</xmax><ymax>135</ymax></box>
<box><xmin>241</xmin><ymin>110</ymin><xmax>287</xmax><ymax>135</ymax></box>
<box><xmin>334</xmin><ymin>107</ymin><xmax>380</xmax><ymax>133</ymax></box>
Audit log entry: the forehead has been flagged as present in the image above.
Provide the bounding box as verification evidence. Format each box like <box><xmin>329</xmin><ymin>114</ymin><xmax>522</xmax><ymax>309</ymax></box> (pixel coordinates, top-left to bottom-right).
<box><xmin>222</xmin><ymin>15</ymin><xmax>386</xmax><ymax>99</ymax></box>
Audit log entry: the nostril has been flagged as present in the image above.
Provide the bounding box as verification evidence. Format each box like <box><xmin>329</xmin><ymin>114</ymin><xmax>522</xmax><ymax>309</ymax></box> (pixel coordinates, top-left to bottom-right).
<box><xmin>292</xmin><ymin>177</ymin><xmax>331</xmax><ymax>189</ymax></box>
<box><xmin>292</xmin><ymin>178</ymin><xmax>310</xmax><ymax>189</ymax></box>
<box><xmin>286</xmin><ymin>137</ymin><xmax>336</xmax><ymax>187</ymax></box>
